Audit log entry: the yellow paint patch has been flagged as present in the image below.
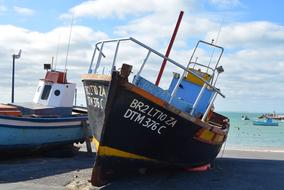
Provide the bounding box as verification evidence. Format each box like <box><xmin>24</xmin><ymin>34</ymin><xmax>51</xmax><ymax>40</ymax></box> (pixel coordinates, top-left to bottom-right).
<box><xmin>186</xmin><ymin>68</ymin><xmax>211</xmax><ymax>86</ymax></box>
<box><xmin>92</xmin><ymin>137</ymin><xmax>100</xmax><ymax>151</ymax></box>
<box><xmin>199</xmin><ymin>129</ymin><xmax>215</xmax><ymax>141</ymax></box>
<box><xmin>92</xmin><ymin>137</ymin><xmax>155</xmax><ymax>161</ymax></box>
<box><xmin>98</xmin><ymin>146</ymin><xmax>155</xmax><ymax>161</ymax></box>
<box><xmin>195</xmin><ymin>128</ymin><xmax>226</xmax><ymax>145</ymax></box>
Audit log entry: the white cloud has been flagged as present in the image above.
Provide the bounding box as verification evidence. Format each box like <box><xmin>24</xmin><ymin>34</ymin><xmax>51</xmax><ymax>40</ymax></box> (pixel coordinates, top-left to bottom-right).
<box><xmin>211</xmin><ymin>20</ymin><xmax>284</xmax><ymax>112</ymax></box>
<box><xmin>209</xmin><ymin>21</ymin><xmax>284</xmax><ymax>49</ymax></box>
<box><xmin>0</xmin><ymin>24</ymin><xmax>108</xmax><ymax>104</ymax></box>
<box><xmin>60</xmin><ymin>0</ymin><xmax>194</xmax><ymax>19</ymax></box>
<box><xmin>13</xmin><ymin>6</ymin><xmax>35</xmax><ymax>16</ymax></box>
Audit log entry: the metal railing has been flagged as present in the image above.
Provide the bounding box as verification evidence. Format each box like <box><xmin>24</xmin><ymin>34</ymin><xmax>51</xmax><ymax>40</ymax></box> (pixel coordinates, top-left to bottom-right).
<box><xmin>88</xmin><ymin>37</ymin><xmax>225</xmax><ymax>120</ymax></box>
<box><xmin>186</xmin><ymin>40</ymin><xmax>224</xmax><ymax>85</ymax></box>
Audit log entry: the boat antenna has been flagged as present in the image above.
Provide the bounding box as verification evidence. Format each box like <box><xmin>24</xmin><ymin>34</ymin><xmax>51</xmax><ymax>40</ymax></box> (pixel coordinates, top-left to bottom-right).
<box><xmin>63</xmin><ymin>11</ymin><xmax>75</xmax><ymax>81</ymax></box>
<box><xmin>64</xmin><ymin>12</ymin><xmax>74</xmax><ymax>71</ymax></box>
<box><xmin>54</xmin><ymin>34</ymin><xmax>61</xmax><ymax>70</ymax></box>
<box><xmin>155</xmin><ymin>10</ymin><xmax>184</xmax><ymax>86</ymax></box>
<box><xmin>51</xmin><ymin>56</ymin><xmax>54</xmax><ymax>70</ymax></box>
<box><xmin>206</xmin><ymin>18</ymin><xmax>224</xmax><ymax>73</ymax></box>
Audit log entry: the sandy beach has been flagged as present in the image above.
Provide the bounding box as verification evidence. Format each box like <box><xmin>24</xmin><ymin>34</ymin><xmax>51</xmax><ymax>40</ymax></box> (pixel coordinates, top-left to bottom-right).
<box><xmin>1</xmin><ymin>144</ymin><xmax>284</xmax><ymax>190</ymax></box>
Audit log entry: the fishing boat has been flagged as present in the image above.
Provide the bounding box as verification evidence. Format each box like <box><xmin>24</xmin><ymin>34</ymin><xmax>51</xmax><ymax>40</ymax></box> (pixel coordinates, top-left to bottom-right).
<box><xmin>258</xmin><ymin>112</ymin><xmax>284</xmax><ymax>121</ymax></box>
<box><xmin>0</xmin><ymin>64</ymin><xmax>90</xmax><ymax>152</ymax></box>
<box><xmin>253</xmin><ymin>118</ymin><xmax>278</xmax><ymax>126</ymax></box>
<box><xmin>82</xmin><ymin>35</ymin><xmax>230</xmax><ymax>186</ymax></box>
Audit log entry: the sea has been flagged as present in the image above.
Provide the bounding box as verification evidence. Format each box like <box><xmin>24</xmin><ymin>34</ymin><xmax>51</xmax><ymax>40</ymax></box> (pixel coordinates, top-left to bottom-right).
<box><xmin>221</xmin><ymin>112</ymin><xmax>284</xmax><ymax>152</ymax></box>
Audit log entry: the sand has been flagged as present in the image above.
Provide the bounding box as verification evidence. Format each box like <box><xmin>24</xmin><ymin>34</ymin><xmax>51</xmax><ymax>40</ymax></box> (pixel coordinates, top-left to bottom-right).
<box><xmin>1</xmin><ymin>144</ymin><xmax>284</xmax><ymax>190</ymax></box>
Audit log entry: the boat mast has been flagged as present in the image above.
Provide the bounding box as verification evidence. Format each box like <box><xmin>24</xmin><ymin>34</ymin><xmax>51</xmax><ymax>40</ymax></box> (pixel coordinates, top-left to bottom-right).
<box><xmin>63</xmin><ymin>11</ymin><xmax>75</xmax><ymax>83</ymax></box>
<box><xmin>54</xmin><ymin>34</ymin><xmax>61</xmax><ymax>71</ymax></box>
<box><xmin>11</xmin><ymin>49</ymin><xmax>22</xmax><ymax>103</ymax></box>
<box><xmin>155</xmin><ymin>11</ymin><xmax>184</xmax><ymax>86</ymax></box>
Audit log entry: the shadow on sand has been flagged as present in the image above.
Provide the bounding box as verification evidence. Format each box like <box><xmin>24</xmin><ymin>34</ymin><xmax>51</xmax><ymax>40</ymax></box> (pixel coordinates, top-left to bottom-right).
<box><xmin>1</xmin><ymin>151</ymin><xmax>284</xmax><ymax>190</ymax></box>
<box><xmin>102</xmin><ymin>157</ymin><xmax>284</xmax><ymax>190</ymax></box>
<box><xmin>0</xmin><ymin>148</ymin><xmax>95</xmax><ymax>183</ymax></box>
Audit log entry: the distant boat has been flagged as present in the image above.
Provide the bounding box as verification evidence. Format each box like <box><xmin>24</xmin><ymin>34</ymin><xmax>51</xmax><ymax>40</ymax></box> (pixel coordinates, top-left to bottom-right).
<box><xmin>253</xmin><ymin>118</ymin><xmax>278</xmax><ymax>126</ymax></box>
<box><xmin>0</xmin><ymin>66</ymin><xmax>91</xmax><ymax>152</ymax></box>
<box><xmin>241</xmin><ymin>115</ymin><xmax>250</xmax><ymax>120</ymax></box>
<box><xmin>83</xmin><ymin>37</ymin><xmax>230</xmax><ymax>186</ymax></box>
<box><xmin>258</xmin><ymin>112</ymin><xmax>284</xmax><ymax>121</ymax></box>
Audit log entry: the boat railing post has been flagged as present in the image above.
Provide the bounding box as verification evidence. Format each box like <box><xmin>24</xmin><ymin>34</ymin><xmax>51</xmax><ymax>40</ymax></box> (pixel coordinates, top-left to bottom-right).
<box><xmin>169</xmin><ymin>72</ymin><xmax>184</xmax><ymax>103</ymax></box>
<box><xmin>111</xmin><ymin>41</ymin><xmax>121</xmax><ymax>73</ymax></box>
<box><xmin>135</xmin><ymin>50</ymin><xmax>151</xmax><ymax>79</ymax></box>
<box><xmin>202</xmin><ymin>91</ymin><xmax>217</xmax><ymax>122</ymax></box>
<box><xmin>190</xmin><ymin>83</ymin><xmax>207</xmax><ymax>116</ymax></box>
<box><xmin>94</xmin><ymin>42</ymin><xmax>105</xmax><ymax>73</ymax></box>
<box><xmin>88</xmin><ymin>48</ymin><xmax>97</xmax><ymax>74</ymax></box>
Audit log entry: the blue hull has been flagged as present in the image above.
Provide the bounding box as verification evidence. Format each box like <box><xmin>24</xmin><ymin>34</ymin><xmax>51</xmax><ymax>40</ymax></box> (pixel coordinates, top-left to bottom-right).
<box><xmin>0</xmin><ymin>115</ymin><xmax>89</xmax><ymax>151</ymax></box>
<box><xmin>253</xmin><ymin>120</ymin><xmax>278</xmax><ymax>126</ymax></box>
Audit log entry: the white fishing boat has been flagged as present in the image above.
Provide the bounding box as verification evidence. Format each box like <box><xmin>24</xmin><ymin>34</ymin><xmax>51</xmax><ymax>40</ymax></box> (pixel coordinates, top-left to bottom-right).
<box><xmin>0</xmin><ymin>65</ymin><xmax>90</xmax><ymax>152</ymax></box>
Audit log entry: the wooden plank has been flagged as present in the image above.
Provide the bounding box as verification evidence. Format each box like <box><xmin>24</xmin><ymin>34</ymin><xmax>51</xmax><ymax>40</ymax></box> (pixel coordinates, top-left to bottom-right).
<box><xmin>82</xmin><ymin>74</ymin><xmax>111</xmax><ymax>81</ymax></box>
<box><xmin>0</xmin><ymin>110</ymin><xmax>22</xmax><ymax>116</ymax></box>
<box><xmin>0</xmin><ymin>104</ymin><xmax>18</xmax><ymax>111</ymax></box>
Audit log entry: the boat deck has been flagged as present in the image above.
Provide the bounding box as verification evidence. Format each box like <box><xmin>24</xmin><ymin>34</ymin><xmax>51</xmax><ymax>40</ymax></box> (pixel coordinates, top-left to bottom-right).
<box><xmin>10</xmin><ymin>102</ymin><xmax>72</xmax><ymax>117</ymax></box>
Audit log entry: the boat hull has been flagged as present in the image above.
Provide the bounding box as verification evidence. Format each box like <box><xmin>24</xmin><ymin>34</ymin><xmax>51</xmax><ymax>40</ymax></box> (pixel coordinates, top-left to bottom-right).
<box><xmin>83</xmin><ymin>71</ymin><xmax>229</xmax><ymax>186</ymax></box>
<box><xmin>253</xmin><ymin>120</ymin><xmax>278</xmax><ymax>126</ymax></box>
<box><xmin>0</xmin><ymin>115</ymin><xmax>89</xmax><ymax>151</ymax></box>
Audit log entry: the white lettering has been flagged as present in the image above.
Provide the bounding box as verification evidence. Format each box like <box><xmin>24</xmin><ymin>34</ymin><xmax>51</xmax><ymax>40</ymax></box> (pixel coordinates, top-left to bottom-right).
<box><xmin>158</xmin><ymin>126</ymin><xmax>166</xmax><ymax>134</ymax></box>
<box><xmin>134</xmin><ymin>114</ymin><xmax>145</xmax><ymax>124</ymax></box>
<box><xmin>85</xmin><ymin>85</ymin><xmax>107</xmax><ymax>97</ymax></box>
<box><xmin>130</xmin><ymin>99</ymin><xmax>139</xmax><ymax>108</ymax></box>
<box><xmin>124</xmin><ymin>109</ymin><xmax>133</xmax><ymax>119</ymax></box>
<box><xmin>140</xmin><ymin>104</ymin><xmax>149</xmax><ymax>113</ymax></box>
<box><xmin>123</xmin><ymin>99</ymin><xmax>178</xmax><ymax>135</ymax></box>
<box><xmin>136</xmin><ymin>101</ymin><xmax>144</xmax><ymax>111</ymax></box>
<box><xmin>147</xmin><ymin>108</ymin><xmax>154</xmax><ymax>117</ymax></box>
<box><xmin>166</xmin><ymin>117</ymin><xmax>177</xmax><ymax>127</ymax></box>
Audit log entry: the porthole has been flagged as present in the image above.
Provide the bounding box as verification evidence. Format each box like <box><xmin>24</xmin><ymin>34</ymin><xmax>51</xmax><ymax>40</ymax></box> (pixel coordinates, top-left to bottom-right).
<box><xmin>54</xmin><ymin>89</ymin><xmax>60</xmax><ymax>96</ymax></box>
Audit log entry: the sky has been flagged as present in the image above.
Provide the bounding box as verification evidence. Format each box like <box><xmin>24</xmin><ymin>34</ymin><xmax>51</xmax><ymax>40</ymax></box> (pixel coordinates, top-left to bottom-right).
<box><xmin>0</xmin><ymin>0</ymin><xmax>284</xmax><ymax>113</ymax></box>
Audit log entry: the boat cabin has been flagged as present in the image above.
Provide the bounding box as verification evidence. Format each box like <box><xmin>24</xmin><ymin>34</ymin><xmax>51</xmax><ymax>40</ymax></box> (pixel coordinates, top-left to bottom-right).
<box><xmin>12</xmin><ymin>70</ymin><xmax>76</xmax><ymax>117</ymax></box>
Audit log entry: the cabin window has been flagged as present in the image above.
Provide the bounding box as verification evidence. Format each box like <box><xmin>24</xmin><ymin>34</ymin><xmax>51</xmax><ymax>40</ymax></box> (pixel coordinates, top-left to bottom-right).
<box><xmin>41</xmin><ymin>85</ymin><xmax>52</xmax><ymax>100</ymax></box>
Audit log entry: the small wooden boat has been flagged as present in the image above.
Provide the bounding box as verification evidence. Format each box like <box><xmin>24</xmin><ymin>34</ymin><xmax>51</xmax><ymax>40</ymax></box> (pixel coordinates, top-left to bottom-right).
<box><xmin>0</xmin><ymin>66</ymin><xmax>90</xmax><ymax>152</ymax></box>
<box><xmin>241</xmin><ymin>115</ymin><xmax>249</xmax><ymax>120</ymax></box>
<box><xmin>83</xmin><ymin>36</ymin><xmax>230</xmax><ymax>186</ymax></box>
<box><xmin>253</xmin><ymin>118</ymin><xmax>278</xmax><ymax>126</ymax></box>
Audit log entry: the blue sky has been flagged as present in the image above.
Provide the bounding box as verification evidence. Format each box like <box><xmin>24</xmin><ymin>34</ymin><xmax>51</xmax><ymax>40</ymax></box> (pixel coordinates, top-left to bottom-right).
<box><xmin>240</xmin><ymin>1</ymin><xmax>284</xmax><ymax>24</ymax></box>
<box><xmin>0</xmin><ymin>0</ymin><xmax>78</xmax><ymax>31</ymax></box>
<box><xmin>0</xmin><ymin>0</ymin><xmax>284</xmax><ymax>113</ymax></box>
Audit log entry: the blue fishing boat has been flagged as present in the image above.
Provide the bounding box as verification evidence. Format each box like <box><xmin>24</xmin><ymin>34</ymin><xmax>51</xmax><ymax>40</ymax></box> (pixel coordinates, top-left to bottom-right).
<box><xmin>0</xmin><ymin>66</ymin><xmax>90</xmax><ymax>152</ymax></box>
<box><xmin>253</xmin><ymin>118</ymin><xmax>278</xmax><ymax>126</ymax></box>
